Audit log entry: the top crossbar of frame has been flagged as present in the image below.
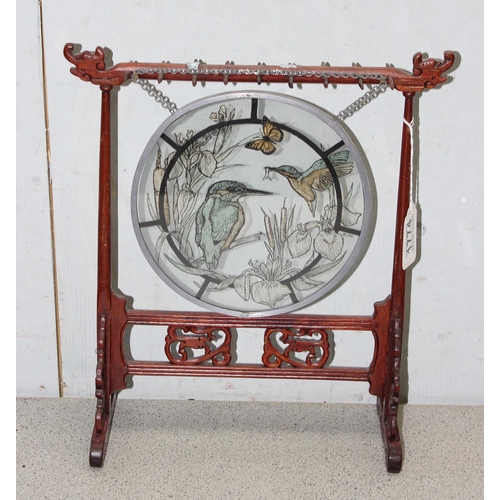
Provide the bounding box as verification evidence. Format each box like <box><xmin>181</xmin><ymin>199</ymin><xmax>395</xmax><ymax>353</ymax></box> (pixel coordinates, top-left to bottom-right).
<box><xmin>64</xmin><ymin>44</ymin><xmax>455</xmax><ymax>93</ymax></box>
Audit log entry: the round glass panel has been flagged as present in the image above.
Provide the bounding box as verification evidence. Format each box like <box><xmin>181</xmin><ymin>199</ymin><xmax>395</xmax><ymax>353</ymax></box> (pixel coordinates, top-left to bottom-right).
<box><xmin>131</xmin><ymin>91</ymin><xmax>375</xmax><ymax>317</ymax></box>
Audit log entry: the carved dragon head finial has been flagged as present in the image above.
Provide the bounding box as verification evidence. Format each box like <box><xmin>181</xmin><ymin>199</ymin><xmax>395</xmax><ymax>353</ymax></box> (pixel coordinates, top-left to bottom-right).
<box><xmin>63</xmin><ymin>43</ymin><xmax>126</xmax><ymax>86</ymax></box>
<box><xmin>412</xmin><ymin>51</ymin><xmax>455</xmax><ymax>89</ymax></box>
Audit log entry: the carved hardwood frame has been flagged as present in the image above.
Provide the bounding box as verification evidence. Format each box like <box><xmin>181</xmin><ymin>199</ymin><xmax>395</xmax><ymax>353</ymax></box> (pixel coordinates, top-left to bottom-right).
<box><xmin>64</xmin><ymin>44</ymin><xmax>454</xmax><ymax>472</ymax></box>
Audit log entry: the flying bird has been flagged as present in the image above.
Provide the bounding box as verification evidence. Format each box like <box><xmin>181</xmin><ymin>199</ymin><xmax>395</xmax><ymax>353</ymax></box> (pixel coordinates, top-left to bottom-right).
<box><xmin>264</xmin><ymin>150</ymin><xmax>354</xmax><ymax>216</ymax></box>
<box><xmin>195</xmin><ymin>180</ymin><xmax>272</xmax><ymax>269</ymax></box>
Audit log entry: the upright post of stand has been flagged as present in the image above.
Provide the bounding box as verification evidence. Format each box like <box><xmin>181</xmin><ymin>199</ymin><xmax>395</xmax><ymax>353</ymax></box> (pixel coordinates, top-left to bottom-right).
<box><xmin>378</xmin><ymin>91</ymin><xmax>414</xmax><ymax>472</ymax></box>
<box><xmin>91</xmin><ymin>85</ymin><xmax>130</xmax><ymax>466</ymax></box>
<box><xmin>90</xmin><ymin>85</ymin><xmax>115</xmax><ymax>466</ymax></box>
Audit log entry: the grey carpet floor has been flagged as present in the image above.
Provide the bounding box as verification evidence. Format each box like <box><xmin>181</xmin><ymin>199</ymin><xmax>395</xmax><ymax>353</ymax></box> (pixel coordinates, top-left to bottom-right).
<box><xmin>17</xmin><ymin>398</ymin><xmax>483</xmax><ymax>499</ymax></box>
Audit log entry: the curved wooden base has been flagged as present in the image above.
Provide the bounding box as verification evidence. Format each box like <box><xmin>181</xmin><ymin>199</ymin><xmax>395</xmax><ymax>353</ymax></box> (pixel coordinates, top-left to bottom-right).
<box><xmin>89</xmin><ymin>392</ymin><xmax>403</xmax><ymax>471</ymax></box>
<box><xmin>385</xmin><ymin>438</ymin><xmax>403</xmax><ymax>473</ymax></box>
<box><xmin>89</xmin><ymin>392</ymin><xmax>118</xmax><ymax>467</ymax></box>
<box><xmin>377</xmin><ymin>397</ymin><xmax>402</xmax><ymax>473</ymax></box>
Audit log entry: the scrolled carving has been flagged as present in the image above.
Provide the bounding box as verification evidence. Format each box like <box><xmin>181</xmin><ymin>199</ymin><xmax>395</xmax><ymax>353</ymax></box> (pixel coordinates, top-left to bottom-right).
<box><xmin>262</xmin><ymin>328</ymin><xmax>330</xmax><ymax>368</ymax></box>
<box><xmin>94</xmin><ymin>314</ymin><xmax>107</xmax><ymax>433</ymax></box>
<box><xmin>388</xmin><ymin>318</ymin><xmax>402</xmax><ymax>439</ymax></box>
<box><xmin>389</xmin><ymin>51</ymin><xmax>455</xmax><ymax>92</ymax></box>
<box><xmin>165</xmin><ymin>326</ymin><xmax>232</xmax><ymax>366</ymax></box>
<box><xmin>412</xmin><ymin>50</ymin><xmax>455</xmax><ymax>89</ymax></box>
<box><xmin>63</xmin><ymin>43</ymin><xmax>127</xmax><ymax>86</ymax></box>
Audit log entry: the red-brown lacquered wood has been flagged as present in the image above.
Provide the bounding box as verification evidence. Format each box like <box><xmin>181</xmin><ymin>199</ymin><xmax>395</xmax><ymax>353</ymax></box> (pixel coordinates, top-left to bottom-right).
<box><xmin>64</xmin><ymin>43</ymin><xmax>454</xmax><ymax>93</ymax></box>
<box><xmin>377</xmin><ymin>92</ymin><xmax>415</xmax><ymax>473</ymax></box>
<box><xmin>127</xmin><ymin>309</ymin><xmax>373</xmax><ymax>330</ymax></box>
<box><xmin>91</xmin><ymin>86</ymin><xmax>130</xmax><ymax>466</ymax></box>
<box><xmin>367</xmin><ymin>296</ymin><xmax>392</xmax><ymax>399</ymax></box>
<box><xmin>126</xmin><ymin>361</ymin><xmax>370</xmax><ymax>381</ymax></box>
<box><xmin>262</xmin><ymin>327</ymin><xmax>330</xmax><ymax>368</ymax></box>
<box><xmin>125</xmin><ymin>307</ymin><xmax>385</xmax><ymax>390</ymax></box>
<box><xmin>108</xmin><ymin>291</ymin><xmax>129</xmax><ymax>394</ymax></box>
<box><xmin>89</xmin><ymin>391</ymin><xmax>117</xmax><ymax>467</ymax></box>
<box><xmin>90</xmin><ymin>85</ymin><xmax>113</xmax><ymax>466</ymax></box>
<box><xmin>165</xmin><ymin>324</ymin><xmax>233</xmax><ymax>366</ymax></box>
<box><xmin>122</xmin><ymin>302</ymin><xmax>386</xmax><ymax>384</ymax></box>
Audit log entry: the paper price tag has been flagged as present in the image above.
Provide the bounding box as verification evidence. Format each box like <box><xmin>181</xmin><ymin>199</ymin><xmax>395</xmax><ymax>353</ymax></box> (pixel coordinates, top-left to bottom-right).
<box><xmin>402</xmin><ymin>201</ymin><xmax>417</xmax><ymax>270</ymax></box>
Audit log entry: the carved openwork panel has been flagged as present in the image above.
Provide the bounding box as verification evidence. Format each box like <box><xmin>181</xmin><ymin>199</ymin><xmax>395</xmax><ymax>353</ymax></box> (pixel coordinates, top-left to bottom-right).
<box><xmin>262</xmin><ymin>327</ymin><xmax>330</xmax><ymax>368</ymax></box>
<box><xmin>165</xmin><ymin>325</ymin><xmax>232</xmax><ymax>366</ymax></box>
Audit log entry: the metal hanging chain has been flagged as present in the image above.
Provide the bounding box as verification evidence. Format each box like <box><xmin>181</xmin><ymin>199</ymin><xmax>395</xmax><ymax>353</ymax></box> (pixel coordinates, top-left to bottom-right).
<box><xmin>336</xmin><ymin>81</ymin><xmax>388</xmax><ymax>121</ymax></box>
<box><xmin>132</xmin><ymin>73</ymin><xmax>179</xmax><ymax>114</ymax></box>
<box><xmin>131</xmin><ymin>66</ymin><xmax>388</xmax><ymax>119</ymax></box>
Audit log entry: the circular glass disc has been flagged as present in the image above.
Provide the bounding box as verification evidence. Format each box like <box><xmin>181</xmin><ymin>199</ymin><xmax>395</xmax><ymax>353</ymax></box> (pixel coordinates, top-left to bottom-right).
<box><xmin>131</xmin><ymin>91</ymin><xmax>375</xmax><ymax>317</ymax></box>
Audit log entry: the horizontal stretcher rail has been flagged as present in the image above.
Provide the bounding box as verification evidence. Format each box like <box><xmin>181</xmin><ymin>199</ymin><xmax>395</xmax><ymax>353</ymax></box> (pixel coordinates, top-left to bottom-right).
<box><xmin>126</xmin><ymin>361</ymin><xmax>370</xmax><ymax>381</ymax></box>
<box><xmin>126</xmin><ymin>309</ymin><xmax>374</xmax><ymax>331</ymax></box>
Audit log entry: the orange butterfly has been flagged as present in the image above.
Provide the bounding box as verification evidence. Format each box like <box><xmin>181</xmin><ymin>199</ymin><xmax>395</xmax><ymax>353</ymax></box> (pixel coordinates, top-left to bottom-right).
<box><xmin>245</xmin><ymin>116</ymin><xmax>284</xmax><ymax>155</ymax></box>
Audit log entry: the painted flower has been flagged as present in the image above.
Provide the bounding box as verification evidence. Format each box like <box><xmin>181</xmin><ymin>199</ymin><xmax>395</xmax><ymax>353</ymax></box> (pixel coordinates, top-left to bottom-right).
<box><xmin>173</xmin><ymin>181</ymin><xmax>195</xmax><ymax>227</ymax></box>
<box><xmin>287</xmin><ymin>221</ymin><xmax>321</xmax><ymax>258</ymax></box>
<box><xmin>313</xmin><ymin>224</ymin><xmax>344</xmax><ymax>261</ymax></box>
<box><xmin>209</xmin><ymin>104</ymin><xmax>236</xmax><ymax>155</ymax></box>
<box><xmin>166</xmin><ymin>129</ymin><xmax>216</xmax><ymax>181</ymax></box>
<box><xmin>250</xmin><ymin>280</ymin><xmax>290</xmax><ymax>309</ymax></box>
<box><xmin>209</xmin><ymin>104</ymin><xmax>235</xmax><ymax>124</ymax></box>
<box><xmin>323</xmin><ymin>203</ymin><xmax>361</xmax><ymax>228</ymax></box>
<box><xmin>286</xmin><ymin>201</ymin><xmax>360</xmax><ymax>261</ymax></box>
<box><xmin>234</xmin><ymin>257</ymin><xmax>296</xmax><ymax>309</ymax></box>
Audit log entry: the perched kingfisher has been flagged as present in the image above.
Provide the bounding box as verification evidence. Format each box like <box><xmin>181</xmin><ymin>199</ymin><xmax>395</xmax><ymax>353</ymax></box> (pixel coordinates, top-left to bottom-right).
<box><xmin>264</xmin><ymin>150</ymin><xmax>354</xmax><ymax>216</ymax></box>
<box><xmin>195</xmin><ymin>180</ymin><xmax>272</xmax><ymax>269</ymax></box>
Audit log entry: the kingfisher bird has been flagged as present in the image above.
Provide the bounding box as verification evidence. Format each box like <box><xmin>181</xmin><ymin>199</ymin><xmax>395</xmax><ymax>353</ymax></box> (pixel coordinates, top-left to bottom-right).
<box><xmin>264</xmin><ymin>150</ymin><xmax>354</xmax><ymax>216</ymax></box>
<box><xmin>195</xmin><ymin>180</ymin><xmax>272</xmax><ymax>270</ymax></box>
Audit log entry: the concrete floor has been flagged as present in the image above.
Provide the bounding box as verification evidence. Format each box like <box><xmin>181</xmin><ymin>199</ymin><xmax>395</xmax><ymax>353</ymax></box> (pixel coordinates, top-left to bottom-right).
<box><xmin>17</xmin><ymin>398</ymin><xmax>483</xmax><ymax>499</ymax></box>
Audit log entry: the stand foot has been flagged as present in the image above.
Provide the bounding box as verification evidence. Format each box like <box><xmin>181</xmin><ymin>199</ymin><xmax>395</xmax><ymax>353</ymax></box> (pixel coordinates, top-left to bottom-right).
<box><xmin>89</xmin><ymin>392</ymin><xmax>118</xmax><ymax>467</ymax></box>
<box><xmin>377</xmin><ymin>397</ymin><xmax>403</xmax><ymax>473</ymax></box>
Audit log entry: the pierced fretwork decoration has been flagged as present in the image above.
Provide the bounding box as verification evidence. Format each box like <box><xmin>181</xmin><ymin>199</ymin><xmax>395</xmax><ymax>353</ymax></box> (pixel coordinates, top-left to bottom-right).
<box><xmin>165</xmin><ymin>325</ymin><xmax>232</xmax><ymax>366</ymax></box>
<box><xmin>262</xmin><ymin>328</ymin><xmax>330</xmax><ymax>368</ymax></box>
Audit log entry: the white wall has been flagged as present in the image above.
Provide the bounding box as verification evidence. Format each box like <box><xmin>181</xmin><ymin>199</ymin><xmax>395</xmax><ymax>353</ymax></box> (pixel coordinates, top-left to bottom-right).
<box><xmin>17</xmin><ymin>0</ymin><xmax>484</xmax><ymax>405</ymax></box>
<box><xmin>16</xmin><ymin>1</ymin><xmax>60</xmax><ymax>397</ymax></box>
